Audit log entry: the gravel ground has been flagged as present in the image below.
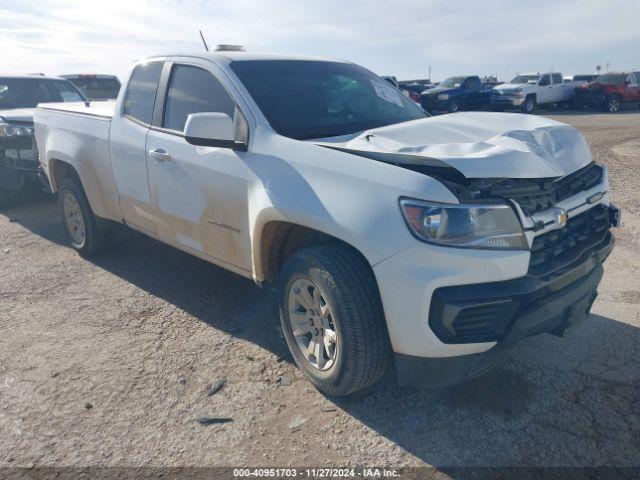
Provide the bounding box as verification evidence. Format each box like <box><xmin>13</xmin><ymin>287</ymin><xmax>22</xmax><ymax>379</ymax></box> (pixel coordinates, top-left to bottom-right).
<box><xmin>0</xmin><ymin>112</ymin><xmax>639</xmax><ymax>471</ymax></box>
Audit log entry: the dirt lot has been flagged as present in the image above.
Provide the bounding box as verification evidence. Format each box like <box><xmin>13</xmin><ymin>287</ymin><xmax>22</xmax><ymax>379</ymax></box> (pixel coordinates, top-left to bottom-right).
<box><xmin>1</xmin><ymin>112</ymin><xmax>639</xmax><ymax>471</ymax></box>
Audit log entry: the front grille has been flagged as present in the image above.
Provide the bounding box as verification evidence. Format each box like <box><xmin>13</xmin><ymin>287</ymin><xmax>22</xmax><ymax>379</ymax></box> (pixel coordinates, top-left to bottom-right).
<box><xmin>475</xmin><ymin>162</ymin><xmax>604</xmax><ymax>216</ymax></box>
<box><xmin>529</xmin><ymin>205</ymin><xmax>610</xmax><ymax>277</ymax></box>
<box><xmin>515</xmin><ymin>163</ymin><xmax>603</xmax><ymax>215</ymax></box>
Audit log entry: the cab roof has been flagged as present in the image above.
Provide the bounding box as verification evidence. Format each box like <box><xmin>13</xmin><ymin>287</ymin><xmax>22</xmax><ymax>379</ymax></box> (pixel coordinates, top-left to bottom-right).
<box><xmin>148</xmin><ymin>51</ymin><xmax>350</xmax><ymax>65</ymax></box>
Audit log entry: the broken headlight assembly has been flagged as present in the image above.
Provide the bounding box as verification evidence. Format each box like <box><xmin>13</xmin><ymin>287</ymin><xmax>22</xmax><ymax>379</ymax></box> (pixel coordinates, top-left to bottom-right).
<box><xmin>399</xmin><ymin>198</ymin><xmax>527</xmax><ymax>250</ymax></box>
<box><xmin>0</xmin><ymin>122</ymin><xmax>34</xmax><ymax>137</ymax></box>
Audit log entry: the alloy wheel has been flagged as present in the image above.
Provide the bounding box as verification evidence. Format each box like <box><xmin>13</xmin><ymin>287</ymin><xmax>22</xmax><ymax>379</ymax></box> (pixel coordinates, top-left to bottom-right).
<box><xmin>62</xmin><ymin>191</ymin><xmax>86</xmax><ymax>246</ymax></box>
<box><xmin>287</xmin><ymin>278</ymin><xmax>338</xmax><ymax>371</ymax></box>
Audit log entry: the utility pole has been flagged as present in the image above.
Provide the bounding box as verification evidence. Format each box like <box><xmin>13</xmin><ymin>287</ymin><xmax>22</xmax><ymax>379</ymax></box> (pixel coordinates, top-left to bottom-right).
<box><xmin>428</xmin><ymin>65</ymin><xmax>432</xmax><ymax>83</ymax></box>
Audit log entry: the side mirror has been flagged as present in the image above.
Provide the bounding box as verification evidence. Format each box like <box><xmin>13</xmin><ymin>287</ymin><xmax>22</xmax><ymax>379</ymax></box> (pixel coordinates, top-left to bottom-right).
<box><xmin>184</xmin><ymin>112</ymin><xmax>246</xmax><ymax>150</ymax></box>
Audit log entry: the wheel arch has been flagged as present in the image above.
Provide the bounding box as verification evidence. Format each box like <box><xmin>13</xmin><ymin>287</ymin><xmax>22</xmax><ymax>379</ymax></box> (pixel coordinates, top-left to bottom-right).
<box><xmin>254</xmin><ymin>219</ymin><xmax>376</xmax><ymax>288</ymax></box>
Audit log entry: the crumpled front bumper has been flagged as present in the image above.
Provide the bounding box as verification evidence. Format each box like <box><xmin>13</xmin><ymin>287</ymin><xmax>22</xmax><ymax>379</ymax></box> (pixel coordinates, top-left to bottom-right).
<box><xmin>374</xmin><ymin>203</ymin><xmax>618</xmax><ymax>388</ymax></box>
<box><xmin>0</xmin><ymin>135</ymin><xmax>39</xmax><ymax>191</ymax></box>
<box><xmin>394</xmin><ymin>233</ymin><xmax>613</xmax><ymax>388</ymax></box>
<box><xmin>492</xmin><ymin>95</ymin><xmax>525</xmax><ymax>107</ymax></box>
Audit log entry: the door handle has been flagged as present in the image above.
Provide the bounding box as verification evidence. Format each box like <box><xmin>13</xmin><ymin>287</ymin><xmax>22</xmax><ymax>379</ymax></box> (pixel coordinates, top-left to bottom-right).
<box><xmin>149</xmin><ymin>148</ymin><xmax>172</xmax><ymax>162</ymax></box>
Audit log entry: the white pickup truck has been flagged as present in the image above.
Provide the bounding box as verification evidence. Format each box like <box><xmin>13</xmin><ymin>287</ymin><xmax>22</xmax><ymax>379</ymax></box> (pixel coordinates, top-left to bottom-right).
<box><xmin>493</xmin><ymin>72</ymin><xmax>577</xmax><ymax>113</ymax></box>
<box><xmin>34</xmin><ymin>51</ymin><xmax>619</xmax><ymax>396</ymax></box>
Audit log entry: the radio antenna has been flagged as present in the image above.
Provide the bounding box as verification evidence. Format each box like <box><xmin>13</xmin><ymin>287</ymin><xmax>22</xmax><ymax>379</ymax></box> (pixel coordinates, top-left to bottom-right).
<box><xmin>199</xmin><ymin>30</ymin><xmax>209</xmax><ymax>52</ymax></box>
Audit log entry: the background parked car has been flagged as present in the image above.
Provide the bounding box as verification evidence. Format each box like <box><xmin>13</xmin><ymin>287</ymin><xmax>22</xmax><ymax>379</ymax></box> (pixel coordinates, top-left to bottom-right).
<box><xmin>574</xmin><ymin>72</ymin><xmax>640</xmax><ymax>112</ymax></box>
<box><xmin>0</xmin><ymin>75</ymin><xmax>86</xmax><ymax>205</ymax></box>
<box><xmin>399</xmin><ymin>80</ymin><xmax>436</xmax><ymax>93</ymax></box>
<box><xmin>61</xmin><ymin>74</ymin><xmax>121</xmax><ymax>100</ymax></box>
<box><xmin>419</xmin><ymin>75</ymin><xmax>493</xmax><ymax>113</ymax></box>
<box><xmin>567</xmin><ymin>74</ymin><xmax>597</xmax><ymax>84</ymax></box>
<box><xmin>381</xmin><ymin>75</ymin><xmax>400</xmax><ymax>87</ymax></box>
<box><xmin>382</xmin><ymin>76</ymin><xmax>422</xmax><ymax>103</ymax></box>
<box><xmin>492</xmin><ymin>72</ymin><xmax>573</xmax><ymax>113</ymax></box>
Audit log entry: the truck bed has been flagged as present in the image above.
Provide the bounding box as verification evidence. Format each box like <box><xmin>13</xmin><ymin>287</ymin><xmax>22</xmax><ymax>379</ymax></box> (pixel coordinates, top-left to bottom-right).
<box><xmin>37</xmin><ymin>100</ymin><xmax>116</xmax><ymax>119</ymax></box>
<box><xmin>34</xmin><ymin>100</ymin><xmax>121</xmax><ymax>223</ymax></box>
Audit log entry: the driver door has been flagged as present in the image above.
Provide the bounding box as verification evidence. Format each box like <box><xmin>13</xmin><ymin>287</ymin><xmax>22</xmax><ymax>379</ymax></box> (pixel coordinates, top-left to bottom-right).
<box><xmin>146</xmin><ymin>61</ymin><xmax>253</xmax><ymax>273</ymax></box>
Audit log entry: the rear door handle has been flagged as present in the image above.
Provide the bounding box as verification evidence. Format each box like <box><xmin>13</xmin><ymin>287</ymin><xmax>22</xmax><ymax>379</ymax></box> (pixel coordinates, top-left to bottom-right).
<box><xmin>149</xmin><ymin>148</ymin><xmax>172</xmax><ymax>162</ymax></box>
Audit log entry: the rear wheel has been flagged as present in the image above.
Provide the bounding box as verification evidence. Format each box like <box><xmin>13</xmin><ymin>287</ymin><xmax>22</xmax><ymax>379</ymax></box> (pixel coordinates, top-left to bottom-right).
<box><xmin>279</xmin><ymin>243</ymin><xmax>391</xmax><ymax>396</ymax></box>
<box><xmin>59</xmin><ymin>177</ymin><xmax>112</xmax><ymax>256</ymax></box>
<box><xmin>521</xmin><ymin>95</ymin><xmax>536</xmax><ymax>114</ymax></box>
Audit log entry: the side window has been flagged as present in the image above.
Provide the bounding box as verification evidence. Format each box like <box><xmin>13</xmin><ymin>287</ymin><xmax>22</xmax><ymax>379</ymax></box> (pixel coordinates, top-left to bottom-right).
<box><xmin>47</xmin><ymin>81</ymin><xmax>85</xmax><ymax>102</ymax></box>
<box><xmin>552</xmin><ymin>73</ymin><xmax>563</xmax><ymax>84</ymax></box>
<box><xmin>163</xmin><ymin>65</ymin><xmax>235</xmax><ymax>132</ymax></box>
<box><xmin>628</xmin><ymin>73</ymin><xmax>638</xmax><ymax>87</ymax></box>
<box><xmin>123</xmin><ymin>62</ymin><xmax>163</xmax><ymax>124</ymax></box>
<box><xmin>539</xmin><ymin>75</ymin><xmax>550</xmax><ymax>86</ymax></box>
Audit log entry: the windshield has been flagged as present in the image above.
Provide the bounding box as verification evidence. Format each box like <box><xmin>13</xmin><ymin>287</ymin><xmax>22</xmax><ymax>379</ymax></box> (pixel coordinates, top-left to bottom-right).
<box><xmin>510</xmin><ymin>74</ymin><xmax>540</xmax><ymax>84</ymax></box>
<box><xmin>230</xmin><ymin>60</ymin><xmax>427</xmax><ymax>140</ymax></box>
<box><xmin>439</xmin><ymin>77</ymin><xmax>467</xmax><ymax>88</ymax></box>
<box><xmin>66</xmin><ymin>76</ymin><xmax>120</xmax><ymax>100</ymax></box>
<box><xmin>0</xmin><ymin>78</ymin><xmax>85</xmax><ymax>109</ymax></box>
<box><xmin>593</xmin><ymin>73</ymin><xmax>626</xmax><ymax>85</ymax></box>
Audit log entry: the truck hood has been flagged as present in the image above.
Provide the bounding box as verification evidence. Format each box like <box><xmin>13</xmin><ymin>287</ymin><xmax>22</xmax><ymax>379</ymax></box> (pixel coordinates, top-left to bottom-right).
<box><xmin>316</xmin><ymin>112</ymin><xmax>591</xmax><ymax>179</ymax></box>
<box><xmin>0</xmin><ymin>108</ymin><xmax>35</xmax><ymax>124</ymax></box>
<box><xmin>421</xmin><ymin>87</ymin><xmax>458</xmax><ymax>97</ymax></box>
<box><xmin>494</xmin><ymin>83</ymin><xmax>529</xmax><ymax>91</ymax></box>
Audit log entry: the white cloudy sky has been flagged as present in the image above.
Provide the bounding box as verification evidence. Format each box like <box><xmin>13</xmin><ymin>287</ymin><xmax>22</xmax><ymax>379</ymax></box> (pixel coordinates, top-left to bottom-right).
<box><xmin>1</xmin><ymin>0</ymin><xmax>638</xmax><ymax>82</ymax></box>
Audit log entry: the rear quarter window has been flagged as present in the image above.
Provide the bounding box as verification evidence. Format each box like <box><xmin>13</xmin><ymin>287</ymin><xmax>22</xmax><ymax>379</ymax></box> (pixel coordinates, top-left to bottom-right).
<box><xmin>123</xmin><ymin>62</ymin><xmax>163</xmax><ymax>125</ymax></box>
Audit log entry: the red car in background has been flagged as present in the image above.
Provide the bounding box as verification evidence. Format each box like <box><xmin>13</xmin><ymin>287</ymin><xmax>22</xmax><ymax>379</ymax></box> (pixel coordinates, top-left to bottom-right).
<box><xmin>574</xmin><ymin>72</ymin><xmax>640</xmax><ymax>112</ymax></box>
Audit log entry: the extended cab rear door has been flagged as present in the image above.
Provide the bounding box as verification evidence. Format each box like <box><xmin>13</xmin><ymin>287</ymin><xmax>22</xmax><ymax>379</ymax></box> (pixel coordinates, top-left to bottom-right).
<box><xmin>550</xmin><ymin>73</ymin><xmax>565</xmax><ymax>102</ymax></box>
<box><xmin>145</xmin><ymin>59</ymin><xmax>253</xmax><ymax>274</ymax></box>
<box><xmin>537</xmin><ymin>74</ymin><xmax>553</xmax><ymax>104</ymax></box>
<box><xmin>109</xmin><ymin>61</ymin><xmax>164</xmax><ymax>233</ymax></box>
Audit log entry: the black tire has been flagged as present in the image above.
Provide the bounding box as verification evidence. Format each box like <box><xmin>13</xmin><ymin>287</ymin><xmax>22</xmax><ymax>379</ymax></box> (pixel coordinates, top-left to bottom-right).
<box><xmin>58</xmin><ymin>177</ymin><xmax>112</xmax><ymax>257</ymax></box>
<box><xmin>448</xmin><ymin>100</ymin><xmax>459</xmax><ymax>113</ymax></box>
<box><xmin>521</xmin><ymin>95</ymin><xmax>536</xmax><ymax>114</ymax></box>
<box><xmin>603</xmin><ymin>95</ymin><xmax>621</xmax><ymax>113</ymax></box>
<box><xmin>279</xmin><ymin>243</ymin><xmax>391</xmax><ymax>396</ymax></box>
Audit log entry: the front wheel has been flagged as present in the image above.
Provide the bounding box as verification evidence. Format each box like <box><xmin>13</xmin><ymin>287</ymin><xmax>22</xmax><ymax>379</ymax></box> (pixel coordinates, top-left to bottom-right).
<box><xmin>521</xmin><ymin>95</ymin><xmax>536</xmax><ymax>114</ymax></box>
<box><xmin>447</xmin><ymin>100</ymin><xmax>459</xmax><ymax>113</ymax></box>
<box><xmin>603</xmin><ymin>95</ymin><xmax>621</xmax><ymax>113</ymax></box>
<box><xmin>279</xmin><ymin>243</ymin><xmax>391</xmax><ymax>396</ymax></box>
<box><xmin>59</xmin><ymin>178</ymin><xmax>112</xmax><ymax>257</ymax></box>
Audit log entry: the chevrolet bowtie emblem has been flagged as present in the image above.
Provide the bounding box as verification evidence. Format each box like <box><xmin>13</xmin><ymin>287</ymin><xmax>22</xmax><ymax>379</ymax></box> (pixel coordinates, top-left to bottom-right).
<box><xmin>553</xmin><ymin>208</ymin><xmax>568</xmax><ymax>227</ymax></box>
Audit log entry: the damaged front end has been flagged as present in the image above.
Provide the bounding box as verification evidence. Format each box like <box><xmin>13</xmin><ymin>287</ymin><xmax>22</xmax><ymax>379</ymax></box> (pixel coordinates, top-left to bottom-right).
<box><xmin>0</xmin><ymin>120</ymin><xmax>43</xmax><ymax>203</ymax></box>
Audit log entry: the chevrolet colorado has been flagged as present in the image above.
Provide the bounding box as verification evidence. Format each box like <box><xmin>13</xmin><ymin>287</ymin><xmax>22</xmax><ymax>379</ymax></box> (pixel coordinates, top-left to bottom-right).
<box><xmin>34</xmin><ymin>52</ymin><xmax>619</xmax><ymax>396</ymax></box>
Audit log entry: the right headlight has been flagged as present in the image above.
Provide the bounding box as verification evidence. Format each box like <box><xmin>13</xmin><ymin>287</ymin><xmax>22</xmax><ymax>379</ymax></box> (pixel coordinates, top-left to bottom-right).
<box><xmin>399</xmin><ymin>198</ymin><xmax>527</xmax><ymax>250</ymax></box>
